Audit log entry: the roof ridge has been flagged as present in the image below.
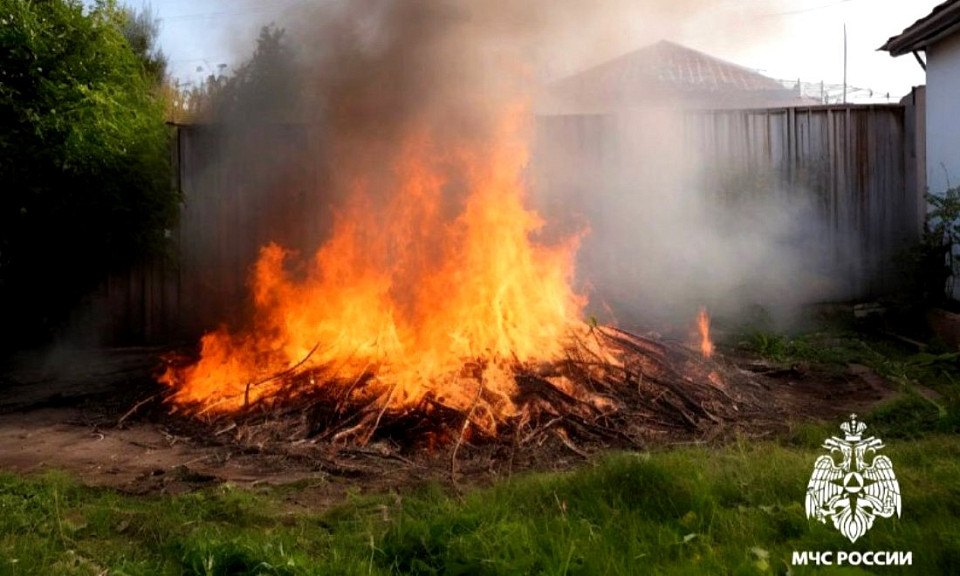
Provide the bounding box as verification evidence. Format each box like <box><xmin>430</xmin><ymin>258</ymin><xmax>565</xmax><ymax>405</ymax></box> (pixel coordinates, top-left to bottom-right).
<box><xmin>653</xmin><ymin>40</ymin><xmax>763</xmax><ymax>75</ymax></box>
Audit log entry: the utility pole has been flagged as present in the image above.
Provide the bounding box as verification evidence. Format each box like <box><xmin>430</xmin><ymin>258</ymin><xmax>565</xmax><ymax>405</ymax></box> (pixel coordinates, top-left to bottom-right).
<box><xmin>843</xmin><ymin>23</ymin><xmax>848</xmax><ymax>104</ymax></box>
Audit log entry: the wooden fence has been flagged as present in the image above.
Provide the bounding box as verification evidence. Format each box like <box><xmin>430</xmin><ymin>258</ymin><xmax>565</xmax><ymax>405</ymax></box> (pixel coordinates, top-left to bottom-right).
<box><xmin>89</xmin><ymin>102</ymin><xmax>924</xmax><ymax>344</ymax></box>
<box><xmin>89</xmin><ymin>124</ymin><xmax>326</xmax><ymax>344</ymax></box>
<box><xmin>688</xmin><ymin>103</ymin><xmax>923</xmax><ymax>296</ymax></box>
<box><xmin>536</xmin><ymin>101</ymin><xmax>925</xmax><ymax>302</ymax></box>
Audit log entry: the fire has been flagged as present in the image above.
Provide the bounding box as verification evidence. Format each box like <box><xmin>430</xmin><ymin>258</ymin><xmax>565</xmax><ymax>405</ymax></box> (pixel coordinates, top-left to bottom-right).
<box><xmin>161</xmin><ymin>104</ymin><xmax>586</xmax><ymax>423</ymax></box>
<box><xmin>696</xmin><ymin>307</ymin><xmax>714</xmax><ymax>359</ymax></box>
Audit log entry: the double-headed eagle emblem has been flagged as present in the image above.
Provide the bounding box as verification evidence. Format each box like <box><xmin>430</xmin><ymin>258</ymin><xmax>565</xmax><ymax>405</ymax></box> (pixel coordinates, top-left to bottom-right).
<box><xmin>805</xmin><ymin>414</ymin><xmax>901</xmax><ymax>542</ymax></box>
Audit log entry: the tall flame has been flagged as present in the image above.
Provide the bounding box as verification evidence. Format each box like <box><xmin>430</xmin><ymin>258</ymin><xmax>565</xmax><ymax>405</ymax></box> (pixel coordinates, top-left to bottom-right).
<box><xmin>161</xmin><ymin>104</ymin><xmax>585</xmax><ymax>419</ymax></box>
<box><xmin>696</xmin><ymin>307</ymin><xmax>714</xmax><ymax>359</ymax></box>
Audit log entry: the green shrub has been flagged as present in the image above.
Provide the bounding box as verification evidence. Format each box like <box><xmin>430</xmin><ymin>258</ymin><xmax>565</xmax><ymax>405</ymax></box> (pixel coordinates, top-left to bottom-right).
<box><xmin>0</xmin><ymin>0</ymin><xmax>179</xmax><ymax>345</ymax></box>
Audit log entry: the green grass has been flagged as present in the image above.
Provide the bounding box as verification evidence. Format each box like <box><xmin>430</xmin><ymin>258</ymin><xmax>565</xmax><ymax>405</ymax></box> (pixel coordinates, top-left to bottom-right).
<box><xmin>1</xmin><ymin>429</ymin><xmax>959</xmax><ymax>575</ymax></box>
<box><xmin>738</xmin><ymin>328</ymin><xmax>960</xmax><ymax>400</ymax></box>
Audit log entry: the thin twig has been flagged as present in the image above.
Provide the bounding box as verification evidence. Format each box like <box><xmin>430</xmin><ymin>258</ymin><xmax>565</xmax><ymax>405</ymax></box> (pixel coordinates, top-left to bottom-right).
<box><xmin>248</xmin><ymin>342</ymin><xmax>323</xmax><ymax>390</ymax></box>
<box><xmin>360</xmin><ymin>383</ymin><xmax>400</xmax><ymax>446</ymax></box>
<box><xmin>117</xmin><ymin>392</ymin><xmax>163</xmax><ymax>428</ymax></box>
<box><xmin>522</xmin><ymin>416</ymin><xmax>562</xmax><ymax>444</ymax></box>
<box><xmin>341</xmin><ymin>446</ymin><xmax>421</xmax><ymax>467</ymax></box>
<box><xmin>192</xmin><ymin>344</ymin><xmax>326</xmax><ymax>416</ymax></box>
<box><xmin>334</xmin><ymin>361</ymin><xmax>373</xmax><ymax>414</ymax></box>
<box><xmin>331</xmin><ymin>411</ymin><xmax>378</xmax><ymax>443</ymax></box>
<box><xmin>554</xmin><ymin>428</ymin><xmax>589</xmax><ymax>458</ymax></box>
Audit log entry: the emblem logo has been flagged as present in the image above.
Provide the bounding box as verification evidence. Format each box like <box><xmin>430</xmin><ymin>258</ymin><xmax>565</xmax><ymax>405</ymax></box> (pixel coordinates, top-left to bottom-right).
<box><xmin>805</xmin><ymin>414</ymin><xmax>901</xmax><ymax>543</ymax></box>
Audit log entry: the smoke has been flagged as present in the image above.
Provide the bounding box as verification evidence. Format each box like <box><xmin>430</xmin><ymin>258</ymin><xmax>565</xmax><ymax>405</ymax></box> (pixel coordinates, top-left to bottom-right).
<box><xmin>532</xmin><ymin>106</ymin><xmax>853</xmax><ymax>332</ymax></box>
<box><xmin>172</xmin><ymin>0</ymin><xmax>839</xmax><ymax>339</ymax></box>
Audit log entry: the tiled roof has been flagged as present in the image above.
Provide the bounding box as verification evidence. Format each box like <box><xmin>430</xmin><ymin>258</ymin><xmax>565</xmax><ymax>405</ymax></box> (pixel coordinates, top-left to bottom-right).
<box><xmin>881</xmin><ymin>0</ymin><xmax>960</xmax><ymax>56</ymax></box>
<box><xmin>554</xmin><ymin>41</ymin><xmax>784</xmax><ymax>93</ymax></box>
<box><xmin>547</xmin><ymin>41</ymin><xmax>803</xmax><ymax>111</ymax></box>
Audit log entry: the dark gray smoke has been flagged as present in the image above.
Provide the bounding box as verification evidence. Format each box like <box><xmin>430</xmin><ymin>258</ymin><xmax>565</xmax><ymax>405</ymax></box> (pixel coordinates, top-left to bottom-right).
<box><xmin>175</xmin><ymin>0</ymin><xmax>835</xmax><ymax>337</ymax></box>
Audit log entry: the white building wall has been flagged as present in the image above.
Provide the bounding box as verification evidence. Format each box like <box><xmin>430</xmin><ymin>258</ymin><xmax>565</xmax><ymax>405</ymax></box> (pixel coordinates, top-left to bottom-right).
<box><xmin>927</xmin><ymin>31</ymin><xmax>960</xmax><ymax>195</ymax></box>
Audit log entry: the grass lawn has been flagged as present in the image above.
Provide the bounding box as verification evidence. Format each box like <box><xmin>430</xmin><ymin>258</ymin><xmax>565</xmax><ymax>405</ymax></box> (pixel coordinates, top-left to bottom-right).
<box><xmin>3</xmin><ymin>426</ymin><xmax>959</xmax><ymax>574</ymax></box>
<box><xmin>2</xmin><ymin>328</ymin><xmax>960</xmax><ymax>575</ymax></box>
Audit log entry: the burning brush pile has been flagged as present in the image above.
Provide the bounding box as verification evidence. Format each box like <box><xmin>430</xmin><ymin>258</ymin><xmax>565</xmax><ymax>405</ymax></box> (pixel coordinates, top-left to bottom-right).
<box><xmin>159</xmin><ymin>109</ymin><xmax>751</xmax><ymax>458</ymax></box>
<box><xmin>155</xmin><ymin>2</ymin><xmax>763</xmax><ymax>465</ymax></box>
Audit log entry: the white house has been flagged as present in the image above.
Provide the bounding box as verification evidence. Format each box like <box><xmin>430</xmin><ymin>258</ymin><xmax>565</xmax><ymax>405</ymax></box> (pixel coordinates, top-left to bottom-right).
<box><xmin>882</xmin><ymin>0</ymin><xmax>960</xmax><ymax>196</ymax></box>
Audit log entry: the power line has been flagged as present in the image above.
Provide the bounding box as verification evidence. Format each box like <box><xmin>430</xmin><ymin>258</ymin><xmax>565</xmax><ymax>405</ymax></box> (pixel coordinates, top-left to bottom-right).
<box><xmin>762</xmin><ymin>0</ymin><xmax>860</xmax><ymax>18</ymax></box>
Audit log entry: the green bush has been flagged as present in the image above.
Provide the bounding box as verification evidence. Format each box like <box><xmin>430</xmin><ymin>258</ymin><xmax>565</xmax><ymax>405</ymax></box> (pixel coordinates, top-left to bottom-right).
<box><xmin>0</xmin><ymin>0</ymin><xmax>178</xmax><ymax>345</ymax></box>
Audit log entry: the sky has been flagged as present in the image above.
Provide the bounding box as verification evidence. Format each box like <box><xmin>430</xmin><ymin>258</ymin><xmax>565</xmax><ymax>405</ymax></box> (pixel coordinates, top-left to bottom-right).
<box><xmin>127</xmin><ymin>0</ymin><xmax>942</xmax><ymax>103</ymax></box>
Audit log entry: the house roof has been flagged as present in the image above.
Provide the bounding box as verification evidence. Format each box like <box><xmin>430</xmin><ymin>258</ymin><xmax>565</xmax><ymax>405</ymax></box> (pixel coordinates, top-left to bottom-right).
<box><xmin>881</xmin><ymin>0</ymin><xmax>960</xmax><ymax>56</ymax></box>
<box><xmin>546</xmin><ymin>40</ymin><xmax>812</xmax><ymax>112</ymax></box>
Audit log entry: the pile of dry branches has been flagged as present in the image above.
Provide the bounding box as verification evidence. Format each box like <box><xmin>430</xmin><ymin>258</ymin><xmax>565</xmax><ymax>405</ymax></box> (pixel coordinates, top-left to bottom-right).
<box><xmin>154</xmin><ymin>326</ymin><xmax>754</xmax><ymax>468</ymax></box>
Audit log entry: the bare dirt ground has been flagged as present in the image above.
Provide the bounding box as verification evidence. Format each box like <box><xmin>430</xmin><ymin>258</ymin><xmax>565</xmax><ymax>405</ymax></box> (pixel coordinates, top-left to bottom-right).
<box><xmin>0</xmin><ymin>340</ymin><xmax>902</xmax><ymax>499</ymax></box>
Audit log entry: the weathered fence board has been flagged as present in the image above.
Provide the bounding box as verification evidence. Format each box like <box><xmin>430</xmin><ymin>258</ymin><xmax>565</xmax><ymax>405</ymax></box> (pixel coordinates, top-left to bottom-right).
<box><xmin>685</xmin><ymin>105</ymin><xmax>918</xmax><ymax>297</ymax></box>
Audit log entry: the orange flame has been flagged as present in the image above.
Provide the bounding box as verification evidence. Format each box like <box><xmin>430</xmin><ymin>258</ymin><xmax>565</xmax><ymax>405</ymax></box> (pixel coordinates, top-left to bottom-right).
<box><xmin>696</xmin><ymin>307</ymin><xmax>714</xmax><ymax>359</ymax></box>
<box><xmin>161</xmin><ymin>104</ymin><xmax>585</xmax><ymax>420</ymax></box>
